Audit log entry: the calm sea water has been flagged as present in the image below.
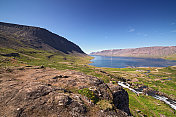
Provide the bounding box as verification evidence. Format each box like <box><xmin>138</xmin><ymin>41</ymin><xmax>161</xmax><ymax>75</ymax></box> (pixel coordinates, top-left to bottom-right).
<box><xmin>89</xmin><ymin>55</ymin><xmax>176</xmax><ymax>68</ymax></box>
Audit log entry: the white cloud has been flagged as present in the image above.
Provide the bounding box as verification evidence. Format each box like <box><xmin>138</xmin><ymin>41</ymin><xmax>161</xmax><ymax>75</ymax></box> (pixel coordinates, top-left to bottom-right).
<box><xmin>171</xmin><ymin>22</ymin><xmax>176</xmax><ymax>25</ymax></box>
<box><xmin>171</xmin><ymin>30</ymin><xmax>176</xmax><ymax>32</ymax></box>
<box><xmin>128</xmin><ymin>28</ymin><xmax>135</xmax><ymax>32</ymax></box>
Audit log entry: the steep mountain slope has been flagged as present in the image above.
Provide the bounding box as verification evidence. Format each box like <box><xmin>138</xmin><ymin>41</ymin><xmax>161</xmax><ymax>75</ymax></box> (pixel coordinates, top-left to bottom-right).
<box><xmin>0</xmin><ymin>22</ymin><xmax>84</xmax><ymax>54</ymax></box>
<box><xmin>90</xmin><ymin>46</ymin><xmax>176</xmax><ymax>58</ymax></box>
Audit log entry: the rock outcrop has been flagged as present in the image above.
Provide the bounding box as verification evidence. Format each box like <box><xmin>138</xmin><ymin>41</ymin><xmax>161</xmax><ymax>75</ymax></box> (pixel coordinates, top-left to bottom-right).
<box><xmin>90</xmin><ymin>46</ymin><xmax>176</xmax><ymax>58</ymax></box>
<box><xmin>0</xmin><ymin>22</ymin><xmax>85</xmax><ymax>54</ymax></box>
<box><xmin>0</xmin><ymin>66</ymin><xmax>130</xmax><ymax>117</ymax></box>
<box><xmin>107</xmin><ymin>83</ymin><xmax>131</xmax><ymax>115</ymax></box>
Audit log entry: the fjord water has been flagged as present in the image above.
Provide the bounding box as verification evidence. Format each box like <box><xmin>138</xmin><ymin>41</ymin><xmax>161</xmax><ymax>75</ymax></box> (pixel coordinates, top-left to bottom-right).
<box><xmin>90</xmin><ymin>55</ymin><xmax>176</xmax><ymax>68</ymax></box>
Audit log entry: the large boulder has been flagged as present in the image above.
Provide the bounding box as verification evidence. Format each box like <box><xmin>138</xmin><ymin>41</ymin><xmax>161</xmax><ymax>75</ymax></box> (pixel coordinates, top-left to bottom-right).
<box><xmin>107</xmin><ymin>83</ymin><xmax>131</xmax><ymax>116</ymax></box>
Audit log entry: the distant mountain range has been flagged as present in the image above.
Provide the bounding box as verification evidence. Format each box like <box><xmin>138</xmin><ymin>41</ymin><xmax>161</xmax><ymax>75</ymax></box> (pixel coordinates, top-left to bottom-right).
<box><xmin>0</xmin><ymin>22</ymin><xmax>85</xmax><ymax>54</ymax></box>
<box><xmin>90</xmin><ymin>46</ymin><xmax>176</xmax><ymax>58</ymax></box>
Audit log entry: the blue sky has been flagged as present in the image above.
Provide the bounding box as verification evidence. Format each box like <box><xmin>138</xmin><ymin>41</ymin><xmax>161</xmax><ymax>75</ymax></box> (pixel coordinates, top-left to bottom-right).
<box><xmin>0</xmin><ymin>0</ymin><xmax>176</xmax><ymax>54</ymax></box>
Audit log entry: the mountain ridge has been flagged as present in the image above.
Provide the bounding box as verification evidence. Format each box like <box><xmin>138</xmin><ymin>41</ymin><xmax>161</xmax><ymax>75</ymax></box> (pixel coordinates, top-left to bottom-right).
<box><xmin>90</xmin><ymin>46</ymin><xmax>176</xmax><ymax>58</ymax></box>
<box><xmin>0</xmin><ymin>22</ymin><xmax>85</xmax><ymax>54</ymax></box>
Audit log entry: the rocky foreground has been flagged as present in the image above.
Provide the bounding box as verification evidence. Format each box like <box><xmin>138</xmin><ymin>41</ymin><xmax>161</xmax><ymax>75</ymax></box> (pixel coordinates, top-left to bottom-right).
<box><xmin>0</xmin><ymin>66</ymin><xmax>131</xmax><ymax>117</ymax></box>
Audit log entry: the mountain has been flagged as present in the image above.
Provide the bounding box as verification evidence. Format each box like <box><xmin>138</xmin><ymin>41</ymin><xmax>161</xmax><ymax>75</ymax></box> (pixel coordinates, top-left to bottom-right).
<box><xmin>90</xmin><ymin>46</ymin><xmax>176</xmax><ymax>58</ymax></box>
<box><xmin>0</xmin><ymin>22</ymin><xmax>85</xmax><ymax>54</ymax></box>
<box><xmin>0</xmin><ymin>22</ymin><xmax>131</xmax><ymax>116</ymax></box>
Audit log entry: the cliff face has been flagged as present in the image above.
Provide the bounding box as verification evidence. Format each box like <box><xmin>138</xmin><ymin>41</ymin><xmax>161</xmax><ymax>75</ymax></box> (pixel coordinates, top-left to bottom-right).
<box><xmin>90</xmin><ymin>46</ymin><xmax>176</xmax><ymax>58</ymax></box>
<box><xmin>0</xmin><ymin>22</ymin><xmax>84</xmax><ymax>54</ymax></box>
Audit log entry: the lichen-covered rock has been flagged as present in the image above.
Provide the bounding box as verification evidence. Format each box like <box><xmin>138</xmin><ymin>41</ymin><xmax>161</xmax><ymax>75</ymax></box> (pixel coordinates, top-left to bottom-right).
<box><xmin>0</xmin><ymin>67</ymin><xmax>130</xmax><ymax>117</ymax></box>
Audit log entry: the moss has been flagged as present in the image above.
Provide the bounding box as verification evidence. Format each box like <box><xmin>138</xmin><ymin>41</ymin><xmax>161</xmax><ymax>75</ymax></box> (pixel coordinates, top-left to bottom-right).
<box><xmin>97</xmin><ymin>100</ymin><xmax>113</xmax><ymax>110</ymax></box>
<box><xmin>111</xmin><ymin>80</ymin><xmax>116</xmax><ymax>84</ymax></box>
<box><xmin>78</xmin><ymin>88</ymin><xmax>99</xmax><ymax>104</ymax></box>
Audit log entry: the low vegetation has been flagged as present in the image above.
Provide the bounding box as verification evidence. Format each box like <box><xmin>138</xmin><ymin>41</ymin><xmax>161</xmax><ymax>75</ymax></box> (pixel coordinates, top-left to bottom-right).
<box><xmin>78</xmin><ymin>88</ymin><xmax>99</xmax><ymax>104</ymax></box>
<box><xmin>102</xmin><ymin>66</ymin><xmax>176</xmax><ymax>116</ymax></box>
<box><xmin>163</xmin><ymin>54</ymin><xmax>176</xmax><ymax>60</ymax></box>
<box><xmin>128</xmin><ymin>90</ymin><xmax>176</xmax><ymax>117</ymax></box>
<box><xmin>97</xmin><ymin>100</ymin><xmax>113</xmax><ymax>110</ymax></box>
<box><xmin>0</xmin><ymin>47</ymin><xmax>176</xmax><ymax>117</ymax></box>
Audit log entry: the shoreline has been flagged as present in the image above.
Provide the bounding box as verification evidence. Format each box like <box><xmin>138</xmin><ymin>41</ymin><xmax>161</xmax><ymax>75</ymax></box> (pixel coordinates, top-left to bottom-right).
<box><xmin>89</xmin><ymin>54</ymin><xmax>176</xmax><ymax>61</ymax></box>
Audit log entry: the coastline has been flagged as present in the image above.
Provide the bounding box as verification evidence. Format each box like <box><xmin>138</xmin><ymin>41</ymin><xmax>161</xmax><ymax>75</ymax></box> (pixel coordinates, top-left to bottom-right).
<box><xmin>89</xmin><ymin>54</ymin><xmax>176</xmax><ymax>61</ymax></box>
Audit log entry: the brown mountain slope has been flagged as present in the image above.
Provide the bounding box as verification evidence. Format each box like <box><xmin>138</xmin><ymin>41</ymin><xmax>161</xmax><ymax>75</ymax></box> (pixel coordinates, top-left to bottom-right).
<box><xmin>90</xmin><ymin>46</ymin><xmax>176</xmax><ymax>58</ymax></box>
<box><xmin>0</xmin><ymin>22</ymin><xmax>85</xmax><ymax>54</ymax></box>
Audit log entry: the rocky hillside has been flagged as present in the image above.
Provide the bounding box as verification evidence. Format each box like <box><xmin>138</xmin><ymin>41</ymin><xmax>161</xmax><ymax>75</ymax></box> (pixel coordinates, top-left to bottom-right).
<box><xmin>0</xmin><ymin>22</ymin><xmax>84</xmax><ymax>54</ymax></box>
<box><xmin>90</xmin><ymin>46</ymin><xmax>176</xmax><ymax>58</ymax></box>
<box><xmin>0</xmin><ymin>22</ymin><xmax>132</xmax><ymax>117</ymax></box>
<box><xmin>0</xmin><ymin>66</ymin><xmax>130</xmax><ymax>117</ymax></box>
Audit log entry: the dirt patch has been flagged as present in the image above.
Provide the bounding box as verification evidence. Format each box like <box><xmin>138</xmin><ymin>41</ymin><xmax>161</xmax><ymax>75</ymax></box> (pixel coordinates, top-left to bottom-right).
<box><xmin>0</xmin><ymin>67</ymin><xmax>130</xmax><ymax>117</ymax></box>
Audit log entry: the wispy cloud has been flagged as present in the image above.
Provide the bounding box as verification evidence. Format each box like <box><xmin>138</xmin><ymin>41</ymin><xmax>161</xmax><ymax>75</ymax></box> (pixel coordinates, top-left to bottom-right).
<box><xmin>171</xmin><ymin>22</ymin><xmax>176</xmax><ymax>25</ymax></box>
<box><xmin>171</xmin><ymin>30</ymin><xmax>176</xmax><ymax>32</ymax></box>
<box><xmin>128</xmin><ymin>28</ymin><xmax>135</xmax><ymax>32</ymax></box>
<box><xmin>136</xmin><ymin>32</ymin><xmax>148</xmax><ymax>37</ymax></box>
